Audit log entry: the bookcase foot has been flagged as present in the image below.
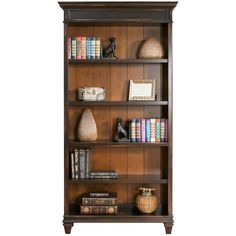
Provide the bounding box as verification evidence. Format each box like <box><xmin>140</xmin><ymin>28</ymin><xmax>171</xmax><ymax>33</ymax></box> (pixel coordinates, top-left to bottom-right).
<box><xmin>64</xmin><ymin>223</ymin><xmax>73</xmax><ymax>234</ymax></box>
<box><xmin>164</xmin><ymin>222</ymin><xmax>173</xmax><ymax>234</ymax></box>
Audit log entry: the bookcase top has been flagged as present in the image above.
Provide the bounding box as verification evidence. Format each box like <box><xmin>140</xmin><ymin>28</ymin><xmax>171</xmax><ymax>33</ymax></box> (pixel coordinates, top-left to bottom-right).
<box><xmin>58</xmin><ymin>1</ymin><xmax>178</xmax><ymax>10</ymax></box>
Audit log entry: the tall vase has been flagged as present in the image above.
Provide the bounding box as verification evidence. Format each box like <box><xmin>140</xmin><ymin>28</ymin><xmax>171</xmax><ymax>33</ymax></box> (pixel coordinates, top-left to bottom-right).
<box><xmin>78</xmin><ymin>109</ymin><xmax>98</xmax><ymax>141</ymax></box>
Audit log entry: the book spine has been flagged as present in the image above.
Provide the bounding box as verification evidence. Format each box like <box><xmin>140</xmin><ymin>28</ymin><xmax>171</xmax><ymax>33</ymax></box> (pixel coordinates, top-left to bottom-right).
<box><xmin>67</xmin><ymin>37</ymin><xmax>71</xmax><ymax>60</ymax></box>
<box><xmin>76</xmin><ymin>37</ymin><xmax>82</xmax><ymax>59</ymax></box>
<box><xmin>90</xmin><ymin>37</ymin><xmax>96</xmax><ymax>59</ymax></box>
<box><xmin>79</xmin><ymin>149</ymin><xmax>86</xmax><ymax>179</ymax></box>
<box><xmin>145</xmin><ymin>119</ymin><xmax>151</xmax><ymax>143</ymax></box>
<box><xmin>85</xmin><ymin>149</ymin><xmax>91</xmax><ymax>178</ymax></box>
<box><xmin>71</xmin><ymin>37</ymin><xmax>77</xmax><ymax>60</ymax></box>
<box><xmin>74</xmin><ymin>149</ymin><xmax>79</xmax><ymax>179</ymax></box>
<box><xmin>86</xmin><ymin>37</ymin><xmax>91</xmax><ymax>59</ymax></box>
<box><xmin>141</xmin><ymin>118</ymin><xmax>146</xmax><ymax>143</ymax></box>
<box><xmin>130</xmin><ymin>119</ymin><xmax>136</xmax><ymax>142</ymax></box>
<box><xmin>136</xmin><ymin>118</ymin><xmax>141</xmax><ymax>142</ymax></box>
<box><xmin>155</xmin><ymin>118</ymin><xmax>161</xmax><ymax>143</ymax></box>
<box><xmin>165</xmin><ymin>118</ymin><xmax>168</xmax><ymax>142</ymax></box>
<box><xmin>81</xmin><ymin>37</ymin><xmax>86</xmax><ymax>59</ymax></box>
<box><xmin>95</xmin><ymin>38</ymin><xmax>101</xmax><ymax>59</ymax></box>
<box><xmin>90</xmin><ymin>175</ymin><xmax>118</xmax><ymax>179</ymax></box>
<box><xmin>80</xmin><ymin>205</ymin><xmax>118</xmax><ymax>215</ymax></box>
<box><xmin>71</xmin><ymin>152</ymin><xmax>75</xmax><ymax>179</ymax></box>
<box><xmin>160</xmin><ymin>119</ymin><xmax>165</xmax><ymax>142</ymax></box>
<box><xmin>82</xmin><ymin>198</ymin><xmax>118</xmax><ymax>206</ymax></box>
<box><xmin>150</xmin><ymin>118</ymin><xmax>156</xmax><ymax>143</ymax></box>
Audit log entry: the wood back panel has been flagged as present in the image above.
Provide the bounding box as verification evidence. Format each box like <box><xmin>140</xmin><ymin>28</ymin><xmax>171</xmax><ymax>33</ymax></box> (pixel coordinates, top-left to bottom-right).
<box><xmin>67</xmin><ymin>24</ymin><xmax>168</xmax><ymax>205</ymax></box>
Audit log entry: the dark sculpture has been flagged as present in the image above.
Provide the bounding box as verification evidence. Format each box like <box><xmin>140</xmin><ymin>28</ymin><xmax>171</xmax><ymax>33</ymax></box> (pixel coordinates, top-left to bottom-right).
<box><xmin>114</xmin><ymin>118</ymin><xmax>129</xmax><ymax>142</ymax></box>
<box><xmin>103</xmin><ymin>37</ymin><xmax>118</xmax><ymax>59</ymax></box>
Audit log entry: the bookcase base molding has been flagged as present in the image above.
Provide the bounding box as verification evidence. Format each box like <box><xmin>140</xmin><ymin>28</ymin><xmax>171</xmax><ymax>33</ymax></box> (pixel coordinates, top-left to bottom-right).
<box><xmin>59</xmin><ymin>1</ymin><xmax>177</xmax><ymax>234</ymax></box>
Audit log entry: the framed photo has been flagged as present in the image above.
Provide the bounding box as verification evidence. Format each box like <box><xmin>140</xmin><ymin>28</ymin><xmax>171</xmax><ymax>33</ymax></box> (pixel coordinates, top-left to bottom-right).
<box><xmin>128</xmin><ymin>79</ymin><xmax>156</xmax><ymax>101</ymax></box>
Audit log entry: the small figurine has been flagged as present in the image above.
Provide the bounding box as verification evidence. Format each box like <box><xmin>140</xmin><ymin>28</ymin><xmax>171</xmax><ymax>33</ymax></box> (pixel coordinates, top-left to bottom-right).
<box><xmin>103</xmin><ymin>37</ymin><xmax>118</xmax><ymax>59</ymax></box>
<box><xmin>114</xmin><ymin>118</ymin><xmax>129</xmax><ymax>142</ymax></box>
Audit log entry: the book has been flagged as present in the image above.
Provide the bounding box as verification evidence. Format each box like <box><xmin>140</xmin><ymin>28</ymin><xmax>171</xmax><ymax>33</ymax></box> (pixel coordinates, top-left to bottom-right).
<box><xmin>67</xmin><ymin>37</ymin><xmax>71</xmax><ymax>59</ymax></box>
<box><xmin>86</xmin><ymin>37</ymin><xmax>91</xmax><ymax>59</ymax></box>
<box><xmin>145</xmin><ymin>119</ymin><xmax>151</xmax><ymax>142</ymax></box>
<box><xmin>155</xmin><ymin>118</ymin><xmax>161</xmax><ymax>143</ymax></box>
<box><xmin>76</xmin><ymin>37</ymin><xmax>82</xmax><ymax>59</ymax></box>
<box><xmin>74</xmin><ymin>149</ymin><xmax>79</xmax><ymax>179</ymax></box>
<box><xmin>81</xmin><ymin>37</ymin><xmax>86</xmax><ymax>59</ymax></box>
<box><xmin>130</xmin><ymin>118</ymin><xmax>136</xmax><ymax>142</ymax></box>
<box><xmin>95</xmin><ymin>38</ymin><xmax>101</xmax><ymax>59</ymax></box>
<box><xmin>71</xmin><ymin>152</ymin><xmax>75</xmax><ymax>179</ymax></box>
<box><xmin>71</xmin><ymin>37</ymin><xmax>77</xmax><ymax>60</ymax></box>
<box><xmin>80</xmin><ymin>205</ymin><xmax>118</xmax><ymax>215</ymax></box>
<box><xmin>85</xmin><ymin>149</ymin><xmax>91</xmax><ymax>178</ymax></box>
<box><xmin>160</xmin><ymin>118</ymin><xmax>165</xmax><ymax>142</ymax></box>
<box><xmin>90</xmin><ymin>175</ymin><xmax>118</xmax><ymax>179</ymax></box>
<box><xmin>81</xmin><ymin>192</ymin><xmax>118</xmax><ymax>206</ymax></box>
<box><xmin>141</xmin><ymin>118</ymin><xmax>146</xmax><ymax>143</ymax></box>
<box><xmin>150</xmin><ymin>118</ymin><xmax>156</xmax><ymax>143</ymax></box>
<box><xmin>79</xmin><ymin>149</ymin><xmax>86</xmax><ymax>179</ymax></box>
<box><xmin>165</xmin><ymin>118</ymin><xmax>168</xmax><ymax>142</ymax></box>
<box><xmin>90</xmin><ymin>37</ymin><xmax>96</xmax><ymax>59</ymax></box>
<box><xmin>90</xmin><ymin>170</ymin><xmax>118</xmax><ymax>176</ymax></box>
<box><xmin>136</xmin><ymin>118</ymin><xmax>141</xmax><ymax>142</ymax></box>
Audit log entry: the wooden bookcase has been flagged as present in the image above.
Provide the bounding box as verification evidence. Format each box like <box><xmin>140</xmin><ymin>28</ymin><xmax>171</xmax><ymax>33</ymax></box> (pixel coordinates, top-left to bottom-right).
<box><xmin>59</xmin><ymin>1</ymin><xmax>177</xmax><ymax>234</ymax></box>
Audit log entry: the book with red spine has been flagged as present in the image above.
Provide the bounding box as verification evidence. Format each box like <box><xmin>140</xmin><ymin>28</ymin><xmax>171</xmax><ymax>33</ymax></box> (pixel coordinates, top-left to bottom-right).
<box><xmin>141</xmin><ymin>118</ymin><xmax>146</xmax><ymax>143</ymax></box>
<box><xmin>136</xmin><ymin>118</ymin><xmax>141</xmax><ymax>142</ymax></box>
<box><xmin>155</xmin><ymin>118</ymin><xmax>161</xmax><ymax>143</ymax></box>
<box><xmin>150</xmin><ymin>118</ymin><xmax>156</xmax><ymax>143</ymax></box>
<box><xmin>67</xmin><ymin>37</ymin><xmax>71</xmax><ymax>59</ymax></box>
<box><xmin>81</xmin><ymin>37</ymin><xmax>86</xmax><ymax>59</ymax></box>
<box><xmin>76</xmin><ymin>37</ymin><xmax>82</xmax><ymax>59</ymax></box>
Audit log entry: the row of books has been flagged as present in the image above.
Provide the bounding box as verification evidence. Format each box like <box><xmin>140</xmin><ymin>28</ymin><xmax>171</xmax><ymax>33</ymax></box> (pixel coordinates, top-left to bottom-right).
<box><xmin>70</xmin><ymin>149</ymin><xmax>118</xmax><ymax>179</ymax></box>
<box><xmin>71</xmin><ymin>149</ymin><xmax>91</xmax><ymax>179</ymax></box>
<box><xmin>130</xmin><ymin>118</ymin><xmax>168</xmax><ymax>143</ymax></box>
<box><xmin>68</xmin><ymin>37</ymin><xmax>101</xmax><ymax>60</ymax></box>
<box><xmin>80</xmin><ymin>192</ymin><xmax>118</xmax><ymax>215</ymax></box>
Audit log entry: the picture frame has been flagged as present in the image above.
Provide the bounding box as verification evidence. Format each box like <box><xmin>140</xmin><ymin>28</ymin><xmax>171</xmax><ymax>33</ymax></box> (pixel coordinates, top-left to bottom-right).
<box><xmin>128</xmin><ymin>79</ymin><xmax>156</xmax><ymax>101</ymax></box>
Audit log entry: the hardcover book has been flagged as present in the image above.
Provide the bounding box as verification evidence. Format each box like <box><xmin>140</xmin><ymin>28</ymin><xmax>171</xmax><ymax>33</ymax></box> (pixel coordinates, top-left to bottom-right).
<box><xmin>150</xmin><ymin>118</ymin><xmax>156</xmax><ymax>143</ymax></box>
<box><xmin>71</xmin><ymin>37</ymin><xmax>77</xmax><ymax>60</ymax></box>
<box><xmin>141</xmin><ymin>118</ymin><xmax>146</xmax><ymax>143</ymax></box>
<box><xmin>155</xmin><ymin>118</ymin><xmax>161</xmax><ymax>143</ymax></box>
<box><xmin>90</xmin><ymin>37</ymin><xmax>96</xmax><ymax>59</ymax></box>
<box><xmin>81</xmin><ymin>37</ymin><xmax>86</xmax><ymax>59</ymax></box>
<box><xmin>67</xmin><ymin>37</ymin><xmax>71</xmax><ymax>59</ymax></box>
<box><xmin>81</xmin><ymin>192</ymin><xmax>118</xmax><ymax>206</ymax></box>
<box><xmin>146</xmin><ymin>118</ymin><xmax>151</xmax><ymax>142</ymax></box>
<box><xmin>74</xmin><ymin>149</ymin><xmax>79</xmax><ymax>179</ymax></box>
<box><xmin>130</xmin><ymin>118</ymin><xmax>136</xmax><ymax>142</ymax></box>
<box><xmin>79</xmin><ymin>149</ymin><xmax>86</xmax><ymax>179</ymax></box>
<box><xmin>71</xmin><ymin>152</ymin><xmax>75</xmax><ymax>179</ymax></box>
<box><xmin>136</xmin><ymin>118</ymin><xmax>141</xmax><ymax>142</ymax></box>
<box><xmin>86</xmin><ymin>37</ymin><xmax>91</xmax><ymax>59</ymax></box>
<box><xmin>76</xmin><ymin>37</ymin><xmax>82</xmax><ymax>59</ymax></box>
<box><xmin>80</xmin><ymin>205</ymin><xmax>118</xmax><ymax>215</ymax></box>
<box><xmin>85</xmin><ymin>149</ymin><xmax>91</xmax><ymax>178</ymax></box>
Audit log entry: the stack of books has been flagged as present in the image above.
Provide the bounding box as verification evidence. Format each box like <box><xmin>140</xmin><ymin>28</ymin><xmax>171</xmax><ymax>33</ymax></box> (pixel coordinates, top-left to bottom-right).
<box><xmin>68</xmin><ymin>37</ymin><xmax>102</xmax><ymax>60</ymax></box>
<box><xmin>70</xmin><ymin>149</ymin><xmax>91</xmax><ymax>179</ymax></box>
<box><xmin>80</xmin><ymin>192</ymin><xmax>118</xmax><ymax>215</ymax></box>
<box><xmin>130</xmin><ymin>118</ymin><xmax>168</xmax><ymax>143</ymax></box>
<box><xmin>90</xmin><ymin>170</ymin><xmax>118</xmax><ymax>179</ymax></box>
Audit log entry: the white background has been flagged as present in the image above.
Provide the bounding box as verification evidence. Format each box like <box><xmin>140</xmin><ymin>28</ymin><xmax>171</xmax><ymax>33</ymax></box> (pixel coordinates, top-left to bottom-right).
<box><xmin>0</xmin><ymin>0</ymin><xmax>236</xmax><ymax>235</ymax></box>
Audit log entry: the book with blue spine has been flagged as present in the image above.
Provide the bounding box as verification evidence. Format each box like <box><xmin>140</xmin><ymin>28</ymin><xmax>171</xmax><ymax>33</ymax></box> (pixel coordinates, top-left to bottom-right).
<box><xmin>86</xmin><ymin>37</ymin><xmax>91</xmax><ymax>59</ymax></box>
<box><xmin>145</xmin><ymin>119</ymin><xmax>151</xmax><ymax>143</ymax></box>
<box><xmin>155</xmin><ymin>118</ymin><xmax>161</xmax><ymax>143</ymax></box>
<box><xmin>90</xmin><ymin>37</ymin><xmax>96</xmax><ymax>59</ymax></box>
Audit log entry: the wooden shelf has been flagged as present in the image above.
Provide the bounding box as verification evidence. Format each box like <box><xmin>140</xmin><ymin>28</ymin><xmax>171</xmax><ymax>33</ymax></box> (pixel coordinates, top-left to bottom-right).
<box><xmin>68</xmin><ymin>174</ymin><xmax>168</xmax><ymax>184</ymax></box>
<box><xmin>65</xmin><ymin>203</ymin><xmax>170</xmax><ymax>223</ymax></box>
<box><xmin>70</xmin><ymin>140</ymin><xmax>168</xmax><ymax>147</ymax></box>
<box><xmin>69</xmin><ymin>59</ymin><xmax>168</xmax><ymax>64</ymax></box>
<box><xmin>69</xmin><ymin>101</ymin><xmax>168</xmax><ymax>106</ymax></box>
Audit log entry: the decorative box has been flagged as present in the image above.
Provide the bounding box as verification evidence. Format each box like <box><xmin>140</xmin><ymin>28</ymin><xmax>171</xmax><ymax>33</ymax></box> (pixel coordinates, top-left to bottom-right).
<box><xmin>78</xmin><ymin>87</ymin><xmax>105</xmax><ymax>101</ymax></box>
